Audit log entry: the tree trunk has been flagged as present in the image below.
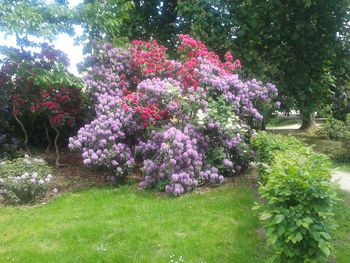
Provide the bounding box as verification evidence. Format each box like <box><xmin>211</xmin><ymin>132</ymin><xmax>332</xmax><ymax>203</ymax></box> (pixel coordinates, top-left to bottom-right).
<box><xmin>300</xmin><ymin>112</ymin><xmax>317</xmax><ymax>132</ymax></box>
<box><xmin>44</xmin><ymin>122</ymin><xmax>52</xmax><ymax>153</ymax></box>
<box><xmin>260</xmin><ymin>118</ymin><xmax>266</xmax><ymax>130</ymax></box>
<box><xmin>52</xmin><ymin>125</ymin><xmax>60</xmax><ymax>167</ymax></box>
<box><xmin>12</xmin><ymin>112</ymin><xmax>31</xmax><ymax>155</ymax></box>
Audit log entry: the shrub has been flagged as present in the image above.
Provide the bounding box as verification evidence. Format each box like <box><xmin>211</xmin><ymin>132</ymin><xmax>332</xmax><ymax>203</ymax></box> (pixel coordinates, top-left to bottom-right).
<box><xmin>0</xmin><ymin>134</ymin><xmax>20</xmax><ymax>161</ymax></box>
<box><xmin>251</xmin><ymin>132</ymin><xmax>304</xmax><ymax>178</ymax></box>
<box><xmin>253</xmin><ymin>133</ymin><xmax>336</xmax><ymax>262</ymax></box>
<box><xmin>0</xmin><ymin>45</ymin><xmax>83</xmax><ymax>165</ymax></box>
<box><xmin>70</xmin><ymin>35</ymin><xmax>279</xmax><ymax>195</ymax></box>
<box><xmin>318</xmin><ymin>114</ymin><xmax>350</xmax><ymax>153</ymax></box>
<box><xmin>317</xmin><ymin>118</ymin><xmax>346</xmax><ymax>141</ymax></box>
<box><xmin>0</xmin><ymin>155</ymin><xmax>53</xmax><ymax>204</ymax></box>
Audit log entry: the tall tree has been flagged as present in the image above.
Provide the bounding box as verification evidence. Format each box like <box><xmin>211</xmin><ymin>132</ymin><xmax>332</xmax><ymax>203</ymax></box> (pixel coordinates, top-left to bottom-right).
<box><xmin>177</xmin><ymin>0</ymin><xmax>350</xmax><ymax>130</ymax></box>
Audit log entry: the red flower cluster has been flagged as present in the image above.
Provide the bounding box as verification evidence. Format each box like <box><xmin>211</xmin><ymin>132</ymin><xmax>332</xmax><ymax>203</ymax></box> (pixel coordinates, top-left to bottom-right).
<box><xmin>35</xmin><ymin>86</ymin><xmax>81</xmax><ymax>127</ymax></box>
<box><xmin>123</xmin><ymin>92</ymin><xmax>170</xmax><ymax>128</ymax></box>
<box><xmin>128</xmin><ymin>35</ymin><xmax>241</xmax><ymax>91</ymax></box>
<box><xmin>130</xmin><ymin>40</ymin><xmax>175</xmax><ymax>78</ymax></box>
<box><xmin>178</xmin><ymin>34</ymin><xmax>241</xmax><ymax>72</ymax></box>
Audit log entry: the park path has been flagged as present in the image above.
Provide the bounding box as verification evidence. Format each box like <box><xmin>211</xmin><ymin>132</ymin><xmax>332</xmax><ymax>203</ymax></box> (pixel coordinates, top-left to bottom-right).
<box><xmin>332</xmin><ymin>171</ymin><xmax>350</xmax><ymax>192</ymax></box>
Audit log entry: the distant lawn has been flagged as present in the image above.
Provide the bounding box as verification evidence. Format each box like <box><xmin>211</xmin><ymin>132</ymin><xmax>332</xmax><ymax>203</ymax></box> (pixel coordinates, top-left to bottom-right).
<box><xmin>267</xmin><ymin>115</ymin><xmax>300</xmax><ymax>127</ymax></box>
<box><xmin>0</xmin><ymin>182</ymin><xmax>269</xmax><ymax>263</ymax></box>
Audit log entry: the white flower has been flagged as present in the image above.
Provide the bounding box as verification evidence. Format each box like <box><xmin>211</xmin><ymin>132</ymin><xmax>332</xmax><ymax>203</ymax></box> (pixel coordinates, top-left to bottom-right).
<box><xmin>21</xmin><ymin>173</ymin><xmax>29</xmax><ymax>179</ymax></box>
<box><xmin>196</xmin><ymin>109</ymin><xmax>207</xmax><ymax>125</ymax></box>
<box><xmin>30</xmin><ymin>178</ymin><xmax>36</xmax><ymax>183</ymax></box>
<box><xmin>32</xmin><ymin>172</ymin><xmax>38</xmax><ymax>178</ymax></box>
<box><xmin>24</xmin><ymin>159</ymin><xmax>32</xmax><ymax>165</ymax></box>
<box><xmin>47</xmin><ymin>174</ymin><xmax>52</xmax><ymax>180</ymax></box>
<box><xmin>34</xmin><ymin>158</ymin><xmax>45</xmax><ymax>163</ymax></box>
<box><xmin>0</xmin><ymin>178</ymin><xmax>4</xmax><ymax>184</ymax></box>
<box><xmin>24</xmin><ymin>154</ymin><xmax>30</xmax><ymax>158</ymax></box>
<box><xmin>0</xmin><ymin>161</ymin><xmax>5</xmax><ymax>165</ymax></box>
<box><xmin>52</xmin><ymin>188</ymin><xmax>58</xmax><ymax>193</ymax></box>
<box><xmin>38</xmin><ymin>179</ymin><xmax>44</xmax><ymax>185</ymax></box>
<box><xmin>45</xmin><ymin>178</ymin><xmax>50</xmax><ymax>183</ymax></box>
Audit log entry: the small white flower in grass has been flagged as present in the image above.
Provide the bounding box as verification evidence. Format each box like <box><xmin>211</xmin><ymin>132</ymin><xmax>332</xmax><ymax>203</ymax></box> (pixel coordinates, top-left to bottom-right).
<box><xmin>32</xmin><ymin>172</ymin><xmax>38</xmax><ymax>178</ymax></box>
<box><xmin>47</xmin><ymin>174</ymin><xmax>52</xmax><ymax>180</ymax></box>
<box><xmin>38</xmin><ymin>179</ymin><xmax>44</xmax><ymax>185</ymax></box>
<box><xmin>21</xmin><ymin>173</ymin><xmax>29</xmax><ymax>179</ymax></box>
<box><xmin>24</xmin><ymin>154</ymin><xmax>29</xmax><ymax>158</ymax></box>
<box><xmin>96</xmin><ymin>244</ymin><xmax>107</xmax><ymax>252</ymax></box>
<box><xmin>0</xmin><ymin>161</ymin><xmax>5</xmax><ymax>165</ymax></box>
<box><xmin>30</xmin><ymin>178</ymin><xmax>36</xmax><ymax>183</ymax></box>
<box><xmin>52</xmin><ymin>188</ymin><xmax>58</xmax><ymax>194</ymax></box>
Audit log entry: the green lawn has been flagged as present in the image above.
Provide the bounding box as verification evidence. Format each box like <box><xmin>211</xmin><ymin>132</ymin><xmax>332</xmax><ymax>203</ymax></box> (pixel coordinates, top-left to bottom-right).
<box><xmin>266</xmin><ymin>115</ymin><xmax>300</xmax><ymax>127</ymax></box>
<box><xmin>0</xmin><ymin>183</ymin><xmax>268</xmax><ymax>263</ymax></box>
<box><xmin>333</xmin><ymin>191</ymin><xmax>350</xmax><ymax>262</ymax></box>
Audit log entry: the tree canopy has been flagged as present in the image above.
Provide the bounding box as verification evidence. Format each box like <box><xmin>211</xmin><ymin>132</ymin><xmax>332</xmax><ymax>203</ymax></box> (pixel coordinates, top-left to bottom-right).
<box><xmin>1</xmin><ymin>0</ymin><xmax>350</xmax><ymax>129</ymax></box>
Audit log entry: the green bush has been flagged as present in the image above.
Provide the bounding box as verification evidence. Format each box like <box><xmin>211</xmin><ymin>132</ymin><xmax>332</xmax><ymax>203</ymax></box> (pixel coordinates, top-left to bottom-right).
<box><xmin>318</xmin><ymin>114</ymin><xmax>350</xmax><ymax>153</ymax></box>
<box><xmin>251</xmin><ymin>132</ymin><xmax>305</xmax><ymax>177</ymax></box>
<box><xmin>253</xmin><ymin>133</ymin><xmax>336</xmax><ymax>262</ymax></box>
<box><xmin>317</xmin><ymin>118</ymin><xmax>346</xmax><ymax>141</ymax></box>
<box><xmin>0</xmin><ymin>155</ymin><xmax>53</xmax><ymax>204</ymax></box>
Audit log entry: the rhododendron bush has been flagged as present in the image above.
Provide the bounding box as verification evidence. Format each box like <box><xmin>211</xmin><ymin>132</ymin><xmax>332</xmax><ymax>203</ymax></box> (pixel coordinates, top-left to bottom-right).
<box><xmin>0</xmin><ymin>45</ymin><xmax>83</xmax><ymax>165</ymax></box>
<box><xmin>69</xmin><ymin>35</ymin><xmax>278</xmax><ymax>195</ymax></box>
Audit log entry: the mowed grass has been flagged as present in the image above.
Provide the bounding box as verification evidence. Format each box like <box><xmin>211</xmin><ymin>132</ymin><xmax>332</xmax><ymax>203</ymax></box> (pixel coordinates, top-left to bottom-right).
<box><xmin>266</xmin><ymin>115</ymin><xmax>301</xmax><ymax>127</ymax></box>
<box><xmin>0</xmin><ymin>183</ymin><xmax>267</xmax><ymax>263</ymax></box>
<box><xmin>333</xmin><ymin>191</ymin><xmax>350</xmax><ymax>262</ymax></box>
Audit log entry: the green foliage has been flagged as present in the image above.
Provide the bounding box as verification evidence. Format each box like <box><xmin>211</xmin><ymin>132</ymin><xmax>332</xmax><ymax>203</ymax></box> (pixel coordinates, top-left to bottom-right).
<box><xmin>251</xmin><ymin>131</ymin><xmax>304</xmax><ymax>165</ymax></box>
<box><xmin>253</xmin><ymin>133</ymin><xmax>336</xmax><ymax>262</ymax></box>
<box><xmin>0</xmin><ymin>0</ymin><xmax>75</xmax><ymax>46</ymax></box>
<box><xmin>0</xmin><ymin>155</ymin><xmax>53</xmax><ymax>204</ymax></box>
<box><xmin>318</xmin><ymin>114</ymin><xmax>350</xmax><ymax>153</ymax></box>
<box><xmin>34</xmin><ymin>62</ymin><xmax>84</xmax><ymax>89</ymax></box>
<box><xmin>75</xmin><ymin>0</ymin><xmax>134</xmax><ymax>53</ymax></box>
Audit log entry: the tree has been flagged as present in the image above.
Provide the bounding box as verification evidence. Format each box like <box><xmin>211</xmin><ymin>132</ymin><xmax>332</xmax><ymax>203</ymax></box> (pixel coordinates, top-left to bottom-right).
<box><xmin>0</xmin><ymin>0</ymin><xmax>75</xmax><ymax>46</ymax></box>
<box><xmin>74</xmin><ymin>0</ymin><xmax>134</xmax><ymax>53</ymax></box>
<box><xmin>177</xmin><ymin>0</ymin><xmax>350</xmax><ymax>131</ymax></box>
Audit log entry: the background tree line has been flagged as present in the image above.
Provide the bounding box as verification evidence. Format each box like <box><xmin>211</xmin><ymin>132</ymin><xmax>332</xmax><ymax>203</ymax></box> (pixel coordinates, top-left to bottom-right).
<box><xmin>1</xmin><ymin>0</ymin><xmax>350</xmax><ymax>130</ymax></box>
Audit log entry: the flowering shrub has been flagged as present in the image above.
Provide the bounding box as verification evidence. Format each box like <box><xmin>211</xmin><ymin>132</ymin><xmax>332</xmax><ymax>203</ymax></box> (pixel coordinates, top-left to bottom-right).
<box><xmin>0</xmin><ymin>45</ymin><xmax>83</xmax><ymax>164</ymax></box>
<box><xmin>0</xmin><ymin>155</ymin><xmax>53</xmax><ymax>204</ymax></box>
<box><xmin>0</xmin><ymin>134</ymin><xmax>20</xmax><ymax>161</ymax></box>
<box><xmin>70</xmin><ymin>35</ymin><xmax>278</xmax><ymax>195</ymax></box>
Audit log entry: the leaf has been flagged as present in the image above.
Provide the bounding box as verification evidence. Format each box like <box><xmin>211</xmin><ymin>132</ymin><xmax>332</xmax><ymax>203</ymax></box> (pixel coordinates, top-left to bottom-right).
<box><xmin>274</xmin><ymin>214</ymin><xmax>285</xmax><ymax>224</ymax></box>
<box><xmin>260</xmin><ymin>212</ymin><xmax>272</xmax><ymax>221</ymax></box>
<box><xmin>320</xmin><ymin>232</ymin><xmax>331</xmax><ymax>240</ymax></box>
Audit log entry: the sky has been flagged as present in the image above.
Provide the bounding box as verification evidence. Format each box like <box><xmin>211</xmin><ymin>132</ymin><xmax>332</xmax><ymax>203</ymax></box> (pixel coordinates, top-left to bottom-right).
<box><xmin>0</xmin><ymin>0</ymin><xmax>84</xmax><ymax>76</ymax></box>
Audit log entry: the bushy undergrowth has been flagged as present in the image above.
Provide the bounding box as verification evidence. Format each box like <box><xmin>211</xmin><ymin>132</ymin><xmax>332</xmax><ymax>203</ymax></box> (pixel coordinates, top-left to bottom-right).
<box><xmin>252</xmin><ymin>132</ymin><xmax>336</xmax><ymax>262</ymax></box>
<box><xmin>69</xmin><ymin>35</ymin><xmax>279</xmax><ymax>195</ymax></box>
<box><xmin>318</xmin><ymin>114</ymin><xmax>350</xmax><ymax>152</ymax></box>
<box><xmin>0</xmin><ymin>155</ymin><xmax>53</xmax><ymax>204</ymax></box>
